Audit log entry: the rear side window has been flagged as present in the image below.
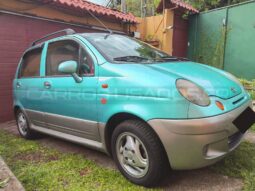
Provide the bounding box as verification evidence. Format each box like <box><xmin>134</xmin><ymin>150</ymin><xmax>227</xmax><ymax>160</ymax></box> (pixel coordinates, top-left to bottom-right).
<box><xmin>19</xmin><ymin>48</ymin><xmax>42</xmax><ymax>78</ymax></box>
<box><xmin>46</xmin><ymin>40</ymin><xmax>79</xmax><ymax>76</ymax></box>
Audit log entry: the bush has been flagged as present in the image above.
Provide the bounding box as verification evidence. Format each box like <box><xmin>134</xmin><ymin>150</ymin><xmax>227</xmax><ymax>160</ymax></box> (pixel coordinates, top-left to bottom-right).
<box><xmin>239</xmin><ymin>79</ymin><xmax>255</xmax><ymax>100</ymax></box>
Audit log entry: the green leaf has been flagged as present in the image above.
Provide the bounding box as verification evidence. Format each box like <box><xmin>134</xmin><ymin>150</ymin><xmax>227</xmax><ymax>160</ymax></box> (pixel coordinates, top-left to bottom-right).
<box><xmin>0</xmin><ymin>177</ymin><xmax>10</xmax><ymax>188</ymax></box>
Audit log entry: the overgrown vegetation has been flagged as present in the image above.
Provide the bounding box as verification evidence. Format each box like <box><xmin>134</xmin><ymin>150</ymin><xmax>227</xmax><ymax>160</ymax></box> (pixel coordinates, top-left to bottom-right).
<box><xmin>239</xmin><ymin>79</ymin><xmax>255</xmax><ymax>100</ymax></box>
<box><xmin>195</xmin><ymin>27</ymin><xmax>228</xmax><ymax>69</ymax></box>
<box><xmin>251</xmin><ymin>125</ymin><xmax>255</xmax><ymax>132</ymax></box>
<box><xmin>0</xmin><ymin>130</ymin><xmax>154</xmax><ymax>191</ymax></box>
<box><xmin>111</xmin><ymin>0</ymin><xmax>161</xmax><ymax>17</ymax></box>
<box><xmin>110</xmin><ymin>0</ymin><xmax>250</xmax><ymax>16</ymax></box>
<box><xmin>185</xmin><ymin>0</ymin><xmax>249</xmax><ymax>11</ymax></box>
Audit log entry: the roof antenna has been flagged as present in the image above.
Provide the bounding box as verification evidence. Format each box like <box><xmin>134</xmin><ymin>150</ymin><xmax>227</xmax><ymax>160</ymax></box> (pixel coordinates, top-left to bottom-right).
<box><xmin>86</xmin><ymin>8</ymin><xmax>113</xmax><ymax>37</ymax></box>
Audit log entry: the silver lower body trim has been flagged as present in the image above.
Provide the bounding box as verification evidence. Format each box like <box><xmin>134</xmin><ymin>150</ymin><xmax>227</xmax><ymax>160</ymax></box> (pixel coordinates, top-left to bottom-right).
<box><xmin>30</xmin><ymin>124</ymin><xmax>108</xmax><ymax>153</ymax></box>
<box><xmin>25</xmin><ymin>109</ymin><xmax>100</xmax><ymax>141</ymax></box>
<box><xmin>148</xmin><ymin>100</ymin><xmax>252</xmax><ymax>170</ymax></box>
<box><xmin>22</xmin><ymin>109</ymin><xmax>108</xmax><ymax>154</ymax></box>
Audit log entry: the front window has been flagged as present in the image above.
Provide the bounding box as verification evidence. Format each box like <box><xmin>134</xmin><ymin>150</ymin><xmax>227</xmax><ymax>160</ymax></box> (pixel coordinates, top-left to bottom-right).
<box><xmin>46</xmin><ymin>40</ymin><xmax>94</xmax><ymax>76</ymax></box>
<box><xmin>82</xmin><ymin>34</ymin><xmax>179</xmax><ymax>64</ymax></box>
<box><xmin>46</xmin><ymin>40</ymin><xmax>79</xmax><ymax>76</ymax></box>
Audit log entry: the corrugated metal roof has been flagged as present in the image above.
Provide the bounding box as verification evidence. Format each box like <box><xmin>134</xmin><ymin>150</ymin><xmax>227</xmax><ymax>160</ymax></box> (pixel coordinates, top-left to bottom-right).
<box><xmin>38</xmin><ymin>0</ymin><xmax>137</xmax><ymax>23</ymax></box>
<box><xmin>157</xmin><ymin>0</ymin><xmax>199</xmax><ymax>13</ymax></box>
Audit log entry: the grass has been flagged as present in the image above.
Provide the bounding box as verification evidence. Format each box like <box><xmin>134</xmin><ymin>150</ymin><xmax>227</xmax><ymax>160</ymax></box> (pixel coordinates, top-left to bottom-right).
<box><xmin>1</xmin><ymin>129</ymin><xmax>255</xmax><ymax>190</ymax></box>
<box><xmin>211</xmin><ymin>114</ymin><xmax>255</xmax><ymax>190</ymax></box>
<box><xmin>239</xmin><ymin>79</ymin><xmax>255</xmax><ymax>100</ymax></box>
<box><xmin>211</xmin><ymin>141</ymin><xmax>255</xmax><ymax>191</ymax></box>
<box><xmin>251</xmin><ymin>124</ymin><xmax>255</xmax><ymax>132</ymax></box>
<box><xmin>0</xmin><ymin>130</ymin><xmax>157</xmax><ymax>191</ymax></box>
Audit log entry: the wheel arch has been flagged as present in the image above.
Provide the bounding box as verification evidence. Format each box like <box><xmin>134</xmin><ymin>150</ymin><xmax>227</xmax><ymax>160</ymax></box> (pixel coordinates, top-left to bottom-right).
<box><xmin>104</xmin><ymin>112</ymin><xmax>170</xmax><ymax>168</ymax></box>
<box><xmin>104</xmin><ymin>112</ymin><xmax>142</xmax><ymax>155</ymax></box>
<box><xmin>13</xmin><ymin>105</ymin><xmax>21</xmax><ymax>116</ymax></box>
<box><xmin>13</xmin><ymin>105</ymin><xmax>29</xmax><ymax>121</ymax></box>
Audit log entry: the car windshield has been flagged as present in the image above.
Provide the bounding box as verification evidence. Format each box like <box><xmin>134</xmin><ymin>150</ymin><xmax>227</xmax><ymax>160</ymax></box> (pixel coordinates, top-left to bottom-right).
<box><xmin>82</xmin><ymin>33</ymin><xmax>179</xmax><ymax>64</ymax></box>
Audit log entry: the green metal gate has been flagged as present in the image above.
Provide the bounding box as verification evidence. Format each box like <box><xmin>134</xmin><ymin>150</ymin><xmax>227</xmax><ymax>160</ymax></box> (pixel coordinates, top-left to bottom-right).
<box><xmin>188</xmin><ymin>0</ymin><xmax>255</xmax><ymax>80</ymax></box>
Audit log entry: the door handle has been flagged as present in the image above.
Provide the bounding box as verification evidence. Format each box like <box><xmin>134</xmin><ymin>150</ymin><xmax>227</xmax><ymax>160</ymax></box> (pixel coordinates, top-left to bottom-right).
<box><xmin>44</xmin><ymin>81</ymin><xmax>51</xmax><ymax>89</ymax></box>
<box><xmin>16</xmin><ymin>82</ymin><xmax>21</xmax><ymax>88</ymax></box>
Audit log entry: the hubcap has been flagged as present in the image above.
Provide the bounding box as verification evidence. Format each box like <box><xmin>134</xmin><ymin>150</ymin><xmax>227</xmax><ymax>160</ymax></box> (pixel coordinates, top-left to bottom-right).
<box><xmin>116</xmin><ymin>132</ymin><xmax>149</xmax><ymax>178</ymax></box>
<box><xmin>17</xmin><ymin>113</ymin><xmax>28</xmax><ymax>136</ymax></box>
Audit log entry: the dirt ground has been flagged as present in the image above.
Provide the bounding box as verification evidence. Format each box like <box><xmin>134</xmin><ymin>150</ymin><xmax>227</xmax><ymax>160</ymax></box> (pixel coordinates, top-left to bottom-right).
<box><xmin>1</xmin><ymin>121</ymin><xmax>252</xmax><ymax>191</ymax></box>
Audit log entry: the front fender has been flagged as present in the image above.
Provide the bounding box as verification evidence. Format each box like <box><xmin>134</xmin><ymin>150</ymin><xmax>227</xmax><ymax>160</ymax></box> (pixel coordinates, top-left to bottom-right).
<box><xmin>98</xmin><ymin>94</ymin><xmax>190</xmax><ymax>123</ymax></box>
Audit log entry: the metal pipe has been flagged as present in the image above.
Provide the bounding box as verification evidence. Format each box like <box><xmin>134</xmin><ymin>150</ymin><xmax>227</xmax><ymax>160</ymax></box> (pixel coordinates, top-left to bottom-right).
<box><xmin>222</xmin><ymin>7</ymin><xmax>229</xmax><ymax>70</ymax></box>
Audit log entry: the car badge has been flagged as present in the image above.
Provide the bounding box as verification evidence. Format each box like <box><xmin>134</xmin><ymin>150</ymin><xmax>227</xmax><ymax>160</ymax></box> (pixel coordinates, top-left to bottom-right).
<box><xmin>231</xmin><ymin>87</ymin><xmax>237</xmax><ymax>93</ymax></box>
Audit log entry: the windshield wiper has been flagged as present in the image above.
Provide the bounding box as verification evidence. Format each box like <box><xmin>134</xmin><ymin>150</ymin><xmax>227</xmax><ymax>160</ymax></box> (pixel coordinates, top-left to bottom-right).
<box><xmin>113</xmin><ymin>56</ymin><xmax>150</xmax><ymax>62</ymax></box>
<box><xmin>153</xmin><ymin>56</ymin><xmax>179</xmax><ymax>62</ymax></box>
<box><xmin>161</xmin><ymin>56</ymin><xmax>179</xmax><ymax>60</ymax></box>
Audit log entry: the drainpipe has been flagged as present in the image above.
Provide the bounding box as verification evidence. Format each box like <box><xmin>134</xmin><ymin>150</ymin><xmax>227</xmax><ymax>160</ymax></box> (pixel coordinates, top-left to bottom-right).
<box><xmin>121</xmin><ymin>0</ymin><xmax>127</xmax><ymax>13</ymax></box>
<box><xmin>222</xmin><ymin>7</ymin><xmax>229</xmax><ymax>70</ymax></box>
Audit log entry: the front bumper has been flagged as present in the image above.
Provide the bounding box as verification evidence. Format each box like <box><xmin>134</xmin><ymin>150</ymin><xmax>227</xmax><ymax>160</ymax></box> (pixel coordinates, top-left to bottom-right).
<box><xmin>148</xmin><ymin>100</ymin><xmax>252</xmax><ymax>170</ymax></box>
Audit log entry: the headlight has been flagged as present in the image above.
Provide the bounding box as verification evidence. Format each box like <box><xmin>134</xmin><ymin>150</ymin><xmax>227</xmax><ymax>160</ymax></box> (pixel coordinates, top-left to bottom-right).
<box><xmin>176</xmin><ymin>79</ymin><xmax>210</xmax><ymax>106</ymax></box>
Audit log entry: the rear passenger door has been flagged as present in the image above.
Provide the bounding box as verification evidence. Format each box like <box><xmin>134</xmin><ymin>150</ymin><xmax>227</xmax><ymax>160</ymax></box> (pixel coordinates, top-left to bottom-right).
<box><xmin>14</xmin><ymin>46</ymin><xmax>46</xmax><ymax>127</ymax></box>
<box><xmin>42</xmin><ymin>39</ymin><xmax>99</xmax><ymax>141</ymax></box>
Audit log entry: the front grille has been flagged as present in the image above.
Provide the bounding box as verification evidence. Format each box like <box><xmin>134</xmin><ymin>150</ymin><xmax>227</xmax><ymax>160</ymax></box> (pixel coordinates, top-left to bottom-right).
<box><xmin>232</xmin><ymin>96</ymin><xmax>244</xmax><ymax>105</ymax></box>
<box><xmin>228</xmin><ymin>131</ymin><xmax>243</xmax><ymax>150</ymax></box>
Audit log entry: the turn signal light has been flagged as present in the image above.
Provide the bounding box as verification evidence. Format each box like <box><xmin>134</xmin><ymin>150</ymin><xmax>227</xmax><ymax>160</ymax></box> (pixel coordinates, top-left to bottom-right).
<box><xmin>215</xmin><ymin>101</ymin><xmax>224</xmax><ymax>111</ymax></box>
<box><xmin>102</xmin><ymin>84</ymin><xmax>108</xmax><ymax>89</ymax></box>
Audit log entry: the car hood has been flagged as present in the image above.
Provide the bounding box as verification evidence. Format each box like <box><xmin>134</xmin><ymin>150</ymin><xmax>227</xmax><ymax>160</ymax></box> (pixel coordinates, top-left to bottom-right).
<box><xmin>147</xmin><ymin>61</ymin><xmax>242</xmax><ymax>99</ymax></box>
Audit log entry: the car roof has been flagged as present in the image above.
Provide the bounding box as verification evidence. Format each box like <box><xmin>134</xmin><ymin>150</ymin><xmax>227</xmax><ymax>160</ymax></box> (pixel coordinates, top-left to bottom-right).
<box><xmin>29</xmin><ymin>32</ymin><xmax>126</xmax><ymax>49</ymax></box>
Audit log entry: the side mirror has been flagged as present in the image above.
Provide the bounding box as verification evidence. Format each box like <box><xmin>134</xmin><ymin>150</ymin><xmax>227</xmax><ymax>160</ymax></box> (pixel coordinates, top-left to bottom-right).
<box><xmin>58</xmin><ymin>61</ymin><xmax>82</xmax><ymax>83</ymax></box>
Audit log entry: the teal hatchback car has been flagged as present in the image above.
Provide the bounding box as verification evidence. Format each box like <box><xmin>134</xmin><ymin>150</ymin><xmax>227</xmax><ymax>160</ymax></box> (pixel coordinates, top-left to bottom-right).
<box><xmin>13</xmin><ymin>29</ymin><xmax>255</xmax><ymax>187</ymax></box>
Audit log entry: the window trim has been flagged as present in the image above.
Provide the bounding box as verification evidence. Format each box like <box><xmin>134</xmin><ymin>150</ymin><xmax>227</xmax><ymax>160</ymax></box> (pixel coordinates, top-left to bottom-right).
<box><xmin>18</xmin><ymin>46</ymin><xmax>43</xmax><ymax>79</ymax></box>
<box><xmin>45</xmin><ymin>38</ymin><xmax>95</xmax><ymax>78</ymax></box>
<box><xmin>78</xmin><ymin>45</ymin><xmax>95</xmax><ymax>77</ymax></box>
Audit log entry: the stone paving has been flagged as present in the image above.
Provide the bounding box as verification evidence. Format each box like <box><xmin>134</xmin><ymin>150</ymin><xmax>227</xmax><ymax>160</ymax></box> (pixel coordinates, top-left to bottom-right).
<box><xmin>0</xmin><ymin>157</ymin><xmax>24</xmax><ymax>191</ymax></box>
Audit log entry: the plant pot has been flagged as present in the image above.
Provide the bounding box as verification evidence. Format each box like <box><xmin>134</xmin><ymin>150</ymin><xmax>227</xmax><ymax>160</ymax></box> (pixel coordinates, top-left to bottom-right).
<box><xmin>145</xmin><ymin>40</ymin><xmax>160</xmax><ymax>47</ymax></box>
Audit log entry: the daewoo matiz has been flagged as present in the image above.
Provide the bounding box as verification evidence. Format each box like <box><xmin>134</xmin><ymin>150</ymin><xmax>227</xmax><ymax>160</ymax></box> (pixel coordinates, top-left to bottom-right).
<box><xmin>13</xmin><ymin>29</ymin><xmax>255</xmax><ymax>187</ymax></box>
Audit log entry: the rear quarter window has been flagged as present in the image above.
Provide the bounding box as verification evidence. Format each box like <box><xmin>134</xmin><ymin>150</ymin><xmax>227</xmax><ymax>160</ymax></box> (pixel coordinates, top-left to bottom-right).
<box><xmin>19</xmin><ymin>48</ymin><xmax>42</xmax><ymax>78</ymax></box>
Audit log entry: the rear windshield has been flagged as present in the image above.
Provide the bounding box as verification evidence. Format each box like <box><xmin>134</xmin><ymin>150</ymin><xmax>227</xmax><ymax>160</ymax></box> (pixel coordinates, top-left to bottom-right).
<box><xmin>82</xmin><ymin>34</ymin><xmax>178</xmax><ymax>64</ymax></box>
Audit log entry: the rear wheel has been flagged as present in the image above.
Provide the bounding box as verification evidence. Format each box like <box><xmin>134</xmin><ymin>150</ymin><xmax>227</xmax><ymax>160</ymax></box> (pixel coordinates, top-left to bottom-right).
<box><xmin>111</xmin><ymin>120</ymin><xmax>169</xmax><ymax>187</ymax></box>
<box><xmin>16</xmin><ymin>110</ymin><xmax>38</xmax><ymax>139</ymax></box>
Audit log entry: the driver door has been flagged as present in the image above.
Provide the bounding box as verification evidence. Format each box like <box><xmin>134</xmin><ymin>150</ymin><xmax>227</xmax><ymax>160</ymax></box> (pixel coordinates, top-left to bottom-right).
<box><xmin>42</xmin><ymin>38</ymin><xmax>99</xmax><ymax>141</ymax></box>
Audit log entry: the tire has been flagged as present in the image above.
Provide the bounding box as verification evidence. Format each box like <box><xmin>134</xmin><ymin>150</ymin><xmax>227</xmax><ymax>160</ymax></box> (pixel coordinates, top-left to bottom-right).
<box><xmin>15</xmin><ymin>109</ymin><xmax>39</xmax><ymax>139</ymax></box>
<box><xmin>111</xmin><ymin>119</ymin><xmax>169</xmax><ymax>187</ymax></box>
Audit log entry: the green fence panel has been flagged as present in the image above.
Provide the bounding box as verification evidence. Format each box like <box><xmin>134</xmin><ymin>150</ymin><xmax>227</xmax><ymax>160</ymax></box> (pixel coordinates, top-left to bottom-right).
<box><xmin>224</xmin><ymin>3</ymin><xmax>255</xmax><ymax>80</ymax></box>
<box><xmin>188</xmin><ymin>1</ymin><xmax>255</xmax><ymax>80</ymax></box>
<box><xmin>188</xmin><ymin>9</ymin><xmax>227</xmax><ymax>69</ymax></box>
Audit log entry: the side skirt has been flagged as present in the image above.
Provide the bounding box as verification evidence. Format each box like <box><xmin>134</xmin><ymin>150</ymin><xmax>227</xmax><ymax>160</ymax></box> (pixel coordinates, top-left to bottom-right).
<box><xmin>30</xmin><ymin>124</ymin><xmax>108</xmax><ymax>153</ymax></box>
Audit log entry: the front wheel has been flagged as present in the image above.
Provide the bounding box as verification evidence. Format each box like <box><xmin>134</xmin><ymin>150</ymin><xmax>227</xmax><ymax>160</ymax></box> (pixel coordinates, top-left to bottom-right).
<box><xmin>111</xmin><ymin>120</ymin><xmax>169</xmax><ymax>187</ymax></box>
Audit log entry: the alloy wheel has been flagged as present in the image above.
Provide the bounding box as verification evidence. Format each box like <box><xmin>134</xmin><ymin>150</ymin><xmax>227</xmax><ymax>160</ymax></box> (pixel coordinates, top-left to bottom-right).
<box><xmin>116</xmin><ymin>132</ymin><xmax>149</xmax><ymax>178</ymax></box>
